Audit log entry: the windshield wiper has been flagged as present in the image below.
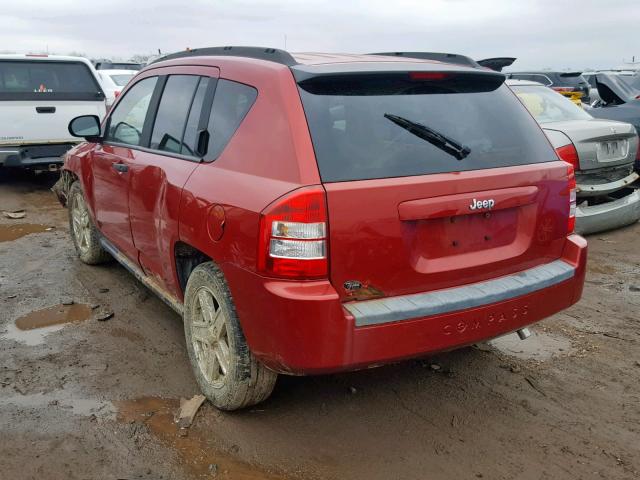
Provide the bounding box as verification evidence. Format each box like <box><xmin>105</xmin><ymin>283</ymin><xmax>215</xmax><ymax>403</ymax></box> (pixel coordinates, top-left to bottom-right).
<box><xmin>384</xmin><ymin>113</ymin><xmax>471</xmax><ymax>160</ymax></box>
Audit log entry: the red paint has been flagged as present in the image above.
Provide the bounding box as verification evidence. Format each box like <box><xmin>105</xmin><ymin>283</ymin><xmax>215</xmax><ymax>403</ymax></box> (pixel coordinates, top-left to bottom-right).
<box><xmin>398</xmin><ymin>186</ymin><xmax>538</xmax><ymax>220</ymax></box>
<box><xmin>63</xmin><ymin>55</ymin><xmax>588</xmax><ymax>375</ymax></box>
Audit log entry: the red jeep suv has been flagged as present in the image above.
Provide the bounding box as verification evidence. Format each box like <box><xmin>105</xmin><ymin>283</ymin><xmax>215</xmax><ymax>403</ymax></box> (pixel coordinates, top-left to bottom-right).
<box><xmin>56</xmin><ymin>47</ymin><xmax>587</xmax><ymax>410</ymax></box>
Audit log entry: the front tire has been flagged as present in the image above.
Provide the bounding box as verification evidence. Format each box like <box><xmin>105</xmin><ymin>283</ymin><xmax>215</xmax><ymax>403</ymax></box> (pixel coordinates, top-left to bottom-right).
<box><xmin>68</xmin><ymin>182</ymin><xmax>111</xmax><ymax>265</ymax></box>
<box><xmin>183</xmin><ymin>262</ymin><xmax>277</xmax><ymax>411</ymax></box>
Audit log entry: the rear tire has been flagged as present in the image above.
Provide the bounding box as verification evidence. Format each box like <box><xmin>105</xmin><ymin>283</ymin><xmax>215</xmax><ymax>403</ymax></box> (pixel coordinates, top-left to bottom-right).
<box><xmin>183</xmin><ymin>262</ymin><xmax>277</xmax><ymax>411</ymax></box>
<box><xmin>68</xmin><ymin>182</ymin><xmax>111</xmax><ymax>265</ymax></box>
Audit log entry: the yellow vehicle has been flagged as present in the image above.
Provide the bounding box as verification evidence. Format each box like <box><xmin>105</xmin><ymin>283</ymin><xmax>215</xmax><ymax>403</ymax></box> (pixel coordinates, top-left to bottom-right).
<box><xmin>557</xmin><ymin>90</ymin><xmax>584</xmax><ymax>106</ymax></box>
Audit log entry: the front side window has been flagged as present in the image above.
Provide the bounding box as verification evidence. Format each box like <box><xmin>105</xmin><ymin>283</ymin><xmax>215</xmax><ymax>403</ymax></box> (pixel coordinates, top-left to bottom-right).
<box><xmin>206</xmin><ymin>79</ymin><xmax>257</xmax><ymax>160</ymax></box>
<box><xmin>106</xmin><ymin>76</ymin><xmax>158</xmax><ymax>146</ymax></box>
<box><xmin>150</xmin><ymin>75</ymin><xmax>200</xmax><ymax>154</ymax></box>
<box><xmin>512</xmin><ymin>85</ymin><xmax>592</xmax><ymax>124</ymax></box>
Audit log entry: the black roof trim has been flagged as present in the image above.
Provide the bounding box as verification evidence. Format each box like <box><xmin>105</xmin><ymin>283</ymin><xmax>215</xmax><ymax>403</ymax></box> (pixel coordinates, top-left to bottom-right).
<box><xmin>151</xmin><ymin>46</ymin><xmax>298</xmax><ymax>66</ymax></box>
<box><xmin>369</xmin><ymin>52</ymin><xmax>480</xmax><ymax>68</ymax></box>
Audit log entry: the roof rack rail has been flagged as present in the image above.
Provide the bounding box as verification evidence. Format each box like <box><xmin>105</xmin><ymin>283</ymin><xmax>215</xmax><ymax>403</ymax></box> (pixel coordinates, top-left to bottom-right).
<box><xmin>368</xmin><ymin>52</ymin><xmax>480</xmax><ymax>68</ymax></box>
<box><xmin>152</xmin><ymin>46</ymin><xmax>298</xmax><ymax>66</ymax></box>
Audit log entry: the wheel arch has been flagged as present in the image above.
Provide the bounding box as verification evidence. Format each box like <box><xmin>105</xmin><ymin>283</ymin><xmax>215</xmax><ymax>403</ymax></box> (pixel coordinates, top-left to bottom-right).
<box><xmin>174</xmin><ymin>241</ymin><xmax>213</xmax><ymax>297</ymax></box>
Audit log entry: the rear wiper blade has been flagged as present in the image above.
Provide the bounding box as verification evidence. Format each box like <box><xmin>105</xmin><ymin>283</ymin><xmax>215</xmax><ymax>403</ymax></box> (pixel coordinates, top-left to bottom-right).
<box><xmin>384</xmin><ymin>113</ymin><xmax>471</xmax><ymax>160</ymax></box>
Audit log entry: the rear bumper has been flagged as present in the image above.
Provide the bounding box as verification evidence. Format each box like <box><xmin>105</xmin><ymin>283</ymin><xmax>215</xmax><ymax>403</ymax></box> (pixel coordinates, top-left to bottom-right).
<box><xmin>577</xmin><ymin>171</ymin><xmax>639</xmax><ymax>197</ymax></box>
<box><xmin>226</xmin><ymin>235</ymin><xmax>587</xmax><ymax>375</ymax></box>
<box><xmin>0</xmin><ymin>144</ymin><xmax>75</xmax><ymax>168</ymax></box>
<box><xmin>575</xmin><ymin>188</ymin><xmax>640</xmax><ymax>235</ymax></box>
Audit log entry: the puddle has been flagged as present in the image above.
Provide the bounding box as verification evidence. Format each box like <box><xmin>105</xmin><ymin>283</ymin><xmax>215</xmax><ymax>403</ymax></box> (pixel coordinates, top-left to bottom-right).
<box><xmin>115</xmin><ymin>397</ymin><xmax>278</xmax><ymax>479</ymax></box>
<box><xmin>0</xmin><ymin>391</ymin><xmax>114</xmax><ymax>418</ymax></box>
<box><xmin>489</xmin><ymin>330</ymin><xmax>573</xmax><ymax>361</ymax></box>
<box><xmin>15</xmin><ymin>303</ymin><xmax>92</xmax><ymax>330</ymax></box>
<box><xmin>2</xmin><ymin>321</ymin><xmax>65</xmax><ymax>346</ymax></box>
<box><xmin>0</xmin><ymin>223</ymin><xmax>51</xmax><ymax>242</ymax></box>
<box><xmin>2</xmin><ymin>303</ymin><xmax>92</xmax><ymax>346</ymax></box>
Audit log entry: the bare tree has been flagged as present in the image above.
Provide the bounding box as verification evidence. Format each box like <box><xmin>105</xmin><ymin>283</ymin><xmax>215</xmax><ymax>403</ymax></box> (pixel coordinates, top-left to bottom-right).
<box><xmin>130</xmin><ymin>54</ymin><xmax>153</xmax><ymax>63</ymax></box>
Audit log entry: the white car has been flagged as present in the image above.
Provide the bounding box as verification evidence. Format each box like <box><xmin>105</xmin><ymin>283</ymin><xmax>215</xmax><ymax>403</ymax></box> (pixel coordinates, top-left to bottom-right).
<box><xmin>0</xmin><ymin>54</ymin><xmax>106</xmax><ymax>170</ymax></box>
<box><xmin>97</xmin><ymin>69</ymin><xmax>137</xmax><ymax>108</ymax></box>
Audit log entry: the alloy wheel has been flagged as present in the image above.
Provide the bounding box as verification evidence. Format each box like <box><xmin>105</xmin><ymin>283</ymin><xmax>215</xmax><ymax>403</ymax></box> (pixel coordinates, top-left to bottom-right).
<box><xmin>71</xmin><ymin>193</ymin><xmax>91</xmax><ymax>255</ymax></box>
<box><xmin>191</xmin><ymin>287</ymin><xmax>230</xmax><ymax>388</ymax></box>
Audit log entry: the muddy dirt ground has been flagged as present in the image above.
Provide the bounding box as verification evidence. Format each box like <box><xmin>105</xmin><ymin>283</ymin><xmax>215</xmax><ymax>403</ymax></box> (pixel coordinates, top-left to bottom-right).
<box><xmin>0</xmin><ymin>168</ymin><xmax>638</xmax><ymax>480</ymax></box>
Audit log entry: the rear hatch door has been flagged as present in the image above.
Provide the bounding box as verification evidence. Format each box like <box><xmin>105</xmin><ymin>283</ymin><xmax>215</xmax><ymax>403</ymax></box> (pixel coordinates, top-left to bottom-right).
<box><xmin>296</xmin><ymin>69</ymin><xmax>569</xmax><ymax>301</ymax></box>
<box><xmin>0</xmin><ymin>59</ymin><xmax>106</xmax><ymax>146</ymax></box>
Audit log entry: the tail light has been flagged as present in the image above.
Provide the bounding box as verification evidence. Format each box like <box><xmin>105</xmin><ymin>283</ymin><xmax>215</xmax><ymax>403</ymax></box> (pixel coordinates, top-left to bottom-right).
<box><xmin>409</xmin><ymin>72</ymin><xmax>451</xmax><ymax>81</ymax></box>
<box><xmin>114</xmin><ymin>90</ymin><xmax>121</xmax><ymax>98</ymax></box>
<box><xmin>556</xmin><ymin>143</ymin><xmax>580</xmax><ymax>170</ymax></box>
<box><xmin>552</xmin><ymin>87</ymin><xmax>573</xmax><ymax>92</ymax></box>
<box><xmin>566</xmin><ymin>164</ymin><xmax>577</xmax><ymax>233</ymax></box>
<box><xmin>258</xmin><ymin>186</ymin><xmax>328</xmax><ymax>279</ymax></box>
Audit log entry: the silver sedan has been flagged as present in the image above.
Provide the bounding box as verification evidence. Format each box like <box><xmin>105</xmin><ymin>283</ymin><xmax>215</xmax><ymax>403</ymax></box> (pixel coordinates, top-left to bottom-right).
<box><xmin>508</xmin><ymin>79</ymin><xmax>640</xmax><ymax>234</ymax></box>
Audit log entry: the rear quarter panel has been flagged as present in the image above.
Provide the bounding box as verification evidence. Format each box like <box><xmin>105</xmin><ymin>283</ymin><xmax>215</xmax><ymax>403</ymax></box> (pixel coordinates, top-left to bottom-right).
<box><xmin>178</xmin><ymin>62</ymin><xmax>321</xmax><ymax>295</ymax></box>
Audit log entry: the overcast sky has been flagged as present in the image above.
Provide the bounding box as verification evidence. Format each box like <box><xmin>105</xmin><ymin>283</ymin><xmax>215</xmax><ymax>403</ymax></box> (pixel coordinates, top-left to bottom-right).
<box><xmin>1</xmin><ymin>0</ymin><xmax>638</xmax><ymax>70</ymax></box>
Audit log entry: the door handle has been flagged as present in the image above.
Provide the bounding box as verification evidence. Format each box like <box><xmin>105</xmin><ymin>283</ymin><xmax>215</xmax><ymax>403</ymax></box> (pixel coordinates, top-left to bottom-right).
<box><xmin>36</xmin><ymin>106</ymin><xmax>56</xmax><ymax>114</ymax></box>
<box><xmin>112</xmin><ymin>162</ymin><xmax>128</xmax><ymax>173</ymax></box>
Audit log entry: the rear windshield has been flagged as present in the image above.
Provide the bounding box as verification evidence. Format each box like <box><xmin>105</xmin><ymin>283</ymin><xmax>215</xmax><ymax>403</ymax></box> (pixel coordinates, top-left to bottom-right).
<box><xmin>98</xmin><ymin>63</ymin><xmax>142</xmax><ymax>71</ymax></box>
<box><xmin>0</xmin><ymin>60</ymin><xmax>104</xmax><ymax>101</ymax></box>
<box><xmin>511</xmin><ymin>85</ymin><xmax>592</xmax><ymax>124</ymax></box>
<box><xmin>298</xmin><ymin>76</ymin><xmax>557</xmax><ymax>182</ymax></box>
<box><xmin>556</xmin><ymin>73</ymin><xmax>588</xmax><ymax>86</ymax></box>
<box><xmin>109</xmin><ymin>74</ymin><xmax>134</xmax><ymax>86</ymax></box>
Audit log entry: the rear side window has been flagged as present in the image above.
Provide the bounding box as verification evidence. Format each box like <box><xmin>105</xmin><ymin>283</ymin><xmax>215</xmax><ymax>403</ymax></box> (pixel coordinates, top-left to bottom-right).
<box><xmin>150</xmin><ymin>75</ymin><xmax>200</xmax><ymax>154</ymax></box>
<box><xmin>106</xmin><ymin>77</ymin><xmax>158</xmax><ymax>146</ymax></box>
<box><xmin>181</xmin><ymin>77</ymin><xmax>211</xmax><ymax>156</ymax></box>
<box><xmin>298</xmin><ymin>75</ymin><xmax>558</xmax><ymax>182</ymax></box>
<box><xmin>0</xmin><ymin>60</ymin><xmax>104</xmax><ymax>101</ymax></box>
<box><xmin>206</xmin><ymin>79</ymin><xmax>257</xmax><ymax>160</ymax></box>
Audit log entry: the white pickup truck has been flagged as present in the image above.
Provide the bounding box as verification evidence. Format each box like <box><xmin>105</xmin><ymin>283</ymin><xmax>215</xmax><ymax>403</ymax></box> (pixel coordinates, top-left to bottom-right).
<box><xmin>0</xmin><ymin>54</ymin><xmax>106</xmax><ymax>170</ymax></box>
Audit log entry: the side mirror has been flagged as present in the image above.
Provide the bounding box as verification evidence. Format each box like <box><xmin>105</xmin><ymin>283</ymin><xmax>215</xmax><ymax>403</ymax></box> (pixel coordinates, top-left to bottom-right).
<box><xmin>68</xmin><ymin>115</ymin><xmax>102</xmax><ymax>141</ymax></box>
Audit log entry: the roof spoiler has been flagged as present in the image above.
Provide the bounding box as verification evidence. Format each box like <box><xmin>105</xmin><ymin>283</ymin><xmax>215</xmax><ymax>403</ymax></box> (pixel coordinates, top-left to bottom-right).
<box><xmin>369</xmin><ymin>52</ymin><xmax>480</xmax><ymax>68</ymax></box>
<box><xmin>476</xmin><ymin>57</ymin><xmax>516</xmax><ymax>72</ymax></box>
